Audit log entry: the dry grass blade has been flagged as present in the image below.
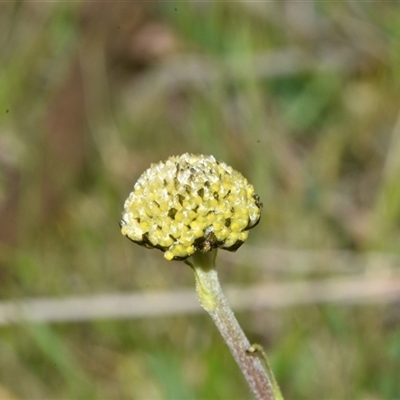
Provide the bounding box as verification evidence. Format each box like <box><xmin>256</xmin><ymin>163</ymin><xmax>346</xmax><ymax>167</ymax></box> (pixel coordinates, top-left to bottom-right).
<box><xmin>1</xmin><ymin>274</ymin><xmax>399</xmax><ymax>326</ymax></box>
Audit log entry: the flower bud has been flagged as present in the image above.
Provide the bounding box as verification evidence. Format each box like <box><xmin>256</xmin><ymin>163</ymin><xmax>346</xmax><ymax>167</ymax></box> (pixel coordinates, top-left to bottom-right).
<box><xmin>120</xmin><ymin>153</ymin><xmax>262</xmax><ymax>260</ymax></box>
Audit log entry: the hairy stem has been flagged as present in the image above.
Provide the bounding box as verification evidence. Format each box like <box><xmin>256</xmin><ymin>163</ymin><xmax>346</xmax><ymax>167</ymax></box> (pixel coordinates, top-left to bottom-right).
<box><xmin>187</xmin><ymin>250</ymin><xmax>280</xmax><ymax>400</ymax></box>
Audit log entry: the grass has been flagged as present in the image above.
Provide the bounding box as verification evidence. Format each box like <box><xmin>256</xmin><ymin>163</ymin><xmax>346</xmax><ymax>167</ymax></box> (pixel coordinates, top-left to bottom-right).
<box><xmin>1</xmin><ymin>1</ymin><xmax>400</xmax><ymax>399</ymax></box>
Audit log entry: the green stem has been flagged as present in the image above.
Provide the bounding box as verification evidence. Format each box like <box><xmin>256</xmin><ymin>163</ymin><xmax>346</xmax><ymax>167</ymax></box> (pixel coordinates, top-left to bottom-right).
<box><xmin>186</xmin><ymin>250</ymin><xmax>281</xmax><ymax>400</ymax></box>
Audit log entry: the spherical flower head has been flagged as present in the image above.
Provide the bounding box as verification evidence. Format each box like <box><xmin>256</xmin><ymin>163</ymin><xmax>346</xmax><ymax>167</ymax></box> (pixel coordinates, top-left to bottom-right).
<box><xmin>120</xmin><ymin>153</ymin><xmax>262</xmax><ymax>261</ymax></box>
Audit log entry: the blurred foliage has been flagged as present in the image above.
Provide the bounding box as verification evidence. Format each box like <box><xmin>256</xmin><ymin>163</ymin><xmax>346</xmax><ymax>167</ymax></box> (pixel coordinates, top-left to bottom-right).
<box><xmin>1</xmin><ymin>1</ymin><xmax>400</xmax><ymax>399</ymax></box>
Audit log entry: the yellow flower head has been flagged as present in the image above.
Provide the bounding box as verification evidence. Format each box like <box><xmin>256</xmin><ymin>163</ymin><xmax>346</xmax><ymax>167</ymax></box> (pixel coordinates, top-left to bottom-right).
<box><xmin>120</xmin><ymin>153</ymin><xmax>262</xmax><ymax>261</ymax></box>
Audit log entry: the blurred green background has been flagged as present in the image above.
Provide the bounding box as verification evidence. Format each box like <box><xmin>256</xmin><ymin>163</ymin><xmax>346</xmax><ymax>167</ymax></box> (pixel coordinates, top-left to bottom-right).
<box><xmin>1</xmin><ymin>1</ymin><xmax>400</xmax><ymax>399</ymax></box>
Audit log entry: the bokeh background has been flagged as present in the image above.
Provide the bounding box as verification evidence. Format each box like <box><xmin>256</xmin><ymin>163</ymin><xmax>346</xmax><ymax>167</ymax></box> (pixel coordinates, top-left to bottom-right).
<box><xmin>1</xmin><ymin>1</ymin><xmax>400</xmax><ymax>399</ymax></box>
